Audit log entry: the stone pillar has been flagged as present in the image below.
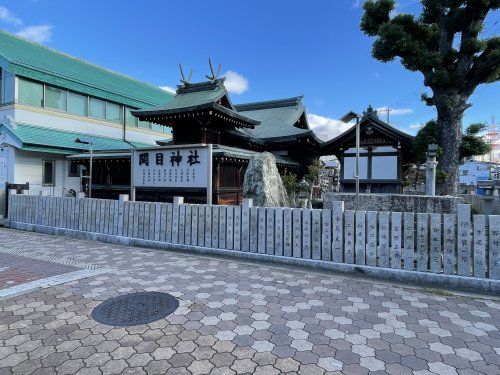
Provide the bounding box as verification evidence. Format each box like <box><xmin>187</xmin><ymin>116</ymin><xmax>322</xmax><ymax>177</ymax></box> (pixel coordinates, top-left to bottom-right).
<box><xmin>425</xmin><ymin>144</ymin><xmax>438</xmax><ymax>196</ymax></box>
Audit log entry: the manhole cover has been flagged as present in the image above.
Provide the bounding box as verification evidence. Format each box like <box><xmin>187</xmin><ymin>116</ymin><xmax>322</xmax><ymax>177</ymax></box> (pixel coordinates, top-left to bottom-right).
<box><xmin>92</xmin><ymin>292</ymin><xmax>179</xmax><ymax>326</ymax></box>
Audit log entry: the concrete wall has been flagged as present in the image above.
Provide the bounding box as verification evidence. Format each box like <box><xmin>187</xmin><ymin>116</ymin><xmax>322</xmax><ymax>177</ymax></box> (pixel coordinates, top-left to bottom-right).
<box><xmin>323</xmin><ymin>192</ymin><xmax>464</xmax><ymax>213</ymax></box>
<box><xmin>460</xmin><ymin>194</ymin><xmax>500</xmax><ymax>215</ymax></box>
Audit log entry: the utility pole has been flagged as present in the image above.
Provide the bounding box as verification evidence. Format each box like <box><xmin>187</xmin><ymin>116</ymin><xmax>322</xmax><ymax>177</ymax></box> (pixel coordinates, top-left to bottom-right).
<box><xmin>386</xmin><ymin>108</ymin><xmax>390</xmax><ymax>125</ymax></box>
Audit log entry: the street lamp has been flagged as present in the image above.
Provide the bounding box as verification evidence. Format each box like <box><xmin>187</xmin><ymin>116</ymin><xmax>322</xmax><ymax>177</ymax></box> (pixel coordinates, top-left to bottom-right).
<box><xmin>75</xmin><ymin>137</ymin><xmax>93</xmax><ymax>198</ymax></box>
<box><xmin>340</xmin><ymin>112</ymin><xmax>361</xmax><ymax>211</ymax></box>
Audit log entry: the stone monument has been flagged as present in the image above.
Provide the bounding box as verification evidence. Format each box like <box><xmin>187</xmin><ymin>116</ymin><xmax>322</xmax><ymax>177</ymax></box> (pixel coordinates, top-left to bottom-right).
<box><xmin>243</xmin><ymin>152</ymin><xmax>289</xmax><ymax>207</ymax></box>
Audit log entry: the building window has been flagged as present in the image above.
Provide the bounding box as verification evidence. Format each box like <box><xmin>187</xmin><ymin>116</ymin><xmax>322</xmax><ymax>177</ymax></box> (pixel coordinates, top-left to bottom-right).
<box><xmin>42</xmin><ymin>160</ymin><xmax>55</xmax><ymax>186</ymax></box>
<box><xmin>18</xmin><ymin>77</ymin><xmax>44</xmax><ymax>107</ymax></box>
<box><xmin>89</xmin><ymin>97</ymin><xmax>105</xmax><ymax>119</ymax></box>
<box><xmin>67</xmin><ymin>91</ymin><xmax>87</xmax><ymax>116</ymax></box>
<box><xmin>45</xmin><ymin>85</ymin><xmax>67</xmax><ymax>111</ymax></box>
<box><xmin>371</xmin><ymin>156</ymin><xmax>398</xmax><ymax>179</ymax></box>
<box><xmin>106</xmin><ymin>102</ymin><xmax>122</xmax><ymax>124</ymax></box>
<box><xmin>125</xmin><ymin>107</ymin><xmax>137</xmax><ymax>127</ymax></box>
<box><xmin>68</xmin><ymin>161</ymin><xmax>80</xmax><ymax>177</ymax></box>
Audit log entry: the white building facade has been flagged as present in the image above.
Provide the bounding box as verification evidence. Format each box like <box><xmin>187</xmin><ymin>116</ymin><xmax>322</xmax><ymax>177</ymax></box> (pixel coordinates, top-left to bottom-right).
<box><xmin>0</xmin><ymin>30</ymin><xmax>173</xmax><ymax>215</ymax></box>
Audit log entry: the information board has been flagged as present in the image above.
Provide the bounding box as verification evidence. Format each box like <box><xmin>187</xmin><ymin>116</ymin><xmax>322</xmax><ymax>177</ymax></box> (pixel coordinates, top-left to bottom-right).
<box><xmin>132</xmin><ymin>146</ymin><xmax>210</xmax><ymax>189</ymax></box>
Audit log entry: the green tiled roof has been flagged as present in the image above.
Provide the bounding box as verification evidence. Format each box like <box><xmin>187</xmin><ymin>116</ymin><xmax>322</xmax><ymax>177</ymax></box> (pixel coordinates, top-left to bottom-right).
<box><xmin>1</xmin><ymin>123</ymin><xmax>152</xmax><ymax>155</ymax></box>
<box><xmin>0</xmin><ymin>30</ymin><xmax>173</xmax><ymax>108</ymax></box>
<box><xmin>213</xmin><ymin>145</ymin><xmax>300</xmax><ymax>167</ymax></box>
<box><xmin>132</xmin><ymin>79</ymin><xmax>260</xmax><ymax>127</ymax></box>
<box><xmin>235</xmin><ymin>97</ymin><xmax>321</xmax><ymax>143</ymax></box>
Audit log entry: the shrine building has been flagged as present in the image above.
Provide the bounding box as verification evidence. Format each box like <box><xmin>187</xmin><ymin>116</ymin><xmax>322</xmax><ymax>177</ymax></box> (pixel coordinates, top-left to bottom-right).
<box><xmin>131</xmin><ymin>78</ymin><xmax>322</xmax><ymax>204</ymax></box>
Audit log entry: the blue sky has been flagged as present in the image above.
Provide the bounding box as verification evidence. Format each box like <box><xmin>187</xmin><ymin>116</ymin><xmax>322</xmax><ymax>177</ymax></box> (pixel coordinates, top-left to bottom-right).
<box><xmin>1</xmin><ymin>0</ymin><xmax>498</xmax><ymax>140</ymax></box>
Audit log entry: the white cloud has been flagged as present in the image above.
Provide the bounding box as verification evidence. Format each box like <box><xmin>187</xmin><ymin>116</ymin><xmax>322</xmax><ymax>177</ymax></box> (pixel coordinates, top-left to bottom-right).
<box><xmin>222</xmin><ymin>71</ymin><xmax>249</xmax><ymax>94</ymax></box>
<box><xmin>409</xmin><ymin>123</ymin><xmax>422</xmax><ymax>130</ymax></box>
<box><xmin>376</xmin><ymin>106</ymin><xmax>413</xmax><ymax>116</ymax></box>
<box><xmin>0</xmin><ymin>6</ymin><xmax>23</xmax><ymax>26</ymax></box>
<box><xmin>307</xmin><ymin>113</ymin><xmax>354</xmax><ymax>141</ymax></box>
<box><xmin>160</xmin><ymin>85</ymin><xmax>176</xmax><ymax>94</ymax></box>
<box><xmin>16</xmin><ymin>25</ymin><xmax>53</xmax><ymax>43</ymax></box>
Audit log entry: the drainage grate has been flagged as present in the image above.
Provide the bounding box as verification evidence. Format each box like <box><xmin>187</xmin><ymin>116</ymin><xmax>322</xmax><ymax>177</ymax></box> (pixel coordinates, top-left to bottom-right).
<box><xmin>91</xmin><ymin>292</ymin><xmax>179</xmax><ymax>326</ymax></box>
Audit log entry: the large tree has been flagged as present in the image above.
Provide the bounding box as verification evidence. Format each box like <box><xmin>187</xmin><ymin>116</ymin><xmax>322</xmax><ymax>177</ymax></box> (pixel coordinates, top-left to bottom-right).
<box><xmin>410</xmin><ymin>120</ymin><xmax>491</xmax><ymax>184</ymax></box>
<box><xmin>361</xmin><ymin>0</ymin><xmax>499</xmax><ymax>195</ymax></box>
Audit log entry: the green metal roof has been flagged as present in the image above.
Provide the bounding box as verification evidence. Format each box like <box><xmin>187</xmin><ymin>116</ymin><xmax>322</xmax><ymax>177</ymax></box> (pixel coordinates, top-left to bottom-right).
<box><xmin>235</xmin><ymin>97</ymin><xmax>321</xmax><ymax>143</ymax></box>
<box><xmin>0</xmin><ymin>122</ymin><xmax>153</xmax><ymax>155</ymax></box>
<box><xmin>213</xmin><ymin>145</ymin><xmax>300</xmax><ymax>167</ymax></box>
<box><xmin>132</xmin><ymin>79</ymin><xmax>260</xmax><ymax>128</ymax></box>
<box><xmin>0</xmin><ymin>29</ymin><xmax>173</xmax><ymax>108</ymax></box>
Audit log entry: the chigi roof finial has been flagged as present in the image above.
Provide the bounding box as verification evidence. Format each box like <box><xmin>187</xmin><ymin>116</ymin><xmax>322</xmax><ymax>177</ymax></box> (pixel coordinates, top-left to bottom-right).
<box><xmin>179</xmin><ymin>63</ymin><xmax>193</xmax><ymax>86</ymax></box>
<box><xmin>205</xmin><ymin>58</ymin><xmax>221</xmax><ymax>83</ymax></box>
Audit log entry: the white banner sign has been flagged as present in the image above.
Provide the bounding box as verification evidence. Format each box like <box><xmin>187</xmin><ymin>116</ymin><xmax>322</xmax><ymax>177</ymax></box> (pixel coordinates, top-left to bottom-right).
<box><xmin>132</xmin><ymin>146</ymin><xmax>209</xmax><ymax>188</ymax></box>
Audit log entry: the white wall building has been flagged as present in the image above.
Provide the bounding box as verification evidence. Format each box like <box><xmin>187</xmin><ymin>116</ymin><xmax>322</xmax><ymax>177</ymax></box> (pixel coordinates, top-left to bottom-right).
<box><xmin>0</xmin><ymin>30</ymin><xmax>173</xmax><ymax>215</ymax></box>
<box><xmin>459</xmin><ymin>159</ymin><xmax>500</xmax><ymax>195</ymax></box>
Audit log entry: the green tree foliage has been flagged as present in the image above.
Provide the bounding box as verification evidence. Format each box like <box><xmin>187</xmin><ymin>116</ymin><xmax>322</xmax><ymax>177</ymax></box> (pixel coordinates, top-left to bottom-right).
<box><xmin>412</xmin><ymin>120</ymin><xmax>491</xmax><ymax>164</ymax></box>
<box><xmin>281</xmin><ymin>169</ymin><xmax>298</xmax><ymax>206</ymax></box>
<box><xmin>460</xmin><ymin>123</ymin><xmax>492</xmax><ymax>160</ymax></box>
<box><xmin>361</xmin><ymin>0</ymin><xmax>499</xmax><ymax>195</ymax></box>
<box><xmin>305</xmin><ymin>160</ymin><xmax>322</xmax><ymax>209</ymax></box>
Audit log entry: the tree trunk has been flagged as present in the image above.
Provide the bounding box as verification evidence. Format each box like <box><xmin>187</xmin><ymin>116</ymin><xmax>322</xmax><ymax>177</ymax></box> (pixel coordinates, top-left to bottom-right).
<box><xmin>435</xmin><ymin>95</ymin><xmax>467</xmax><ymax>196</ymax></box>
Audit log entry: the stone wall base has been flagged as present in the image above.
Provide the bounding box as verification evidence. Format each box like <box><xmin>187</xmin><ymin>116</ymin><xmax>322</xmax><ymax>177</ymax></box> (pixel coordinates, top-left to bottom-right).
<box><xmin>8</xmin><ymin>221</ymin><xmax>499</xmax><ymax>296</ymax></box>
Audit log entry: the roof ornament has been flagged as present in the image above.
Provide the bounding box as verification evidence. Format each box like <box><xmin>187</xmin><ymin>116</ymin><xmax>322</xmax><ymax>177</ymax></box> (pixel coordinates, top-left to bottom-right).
<box><xmin>179</xmin><ymin>64</ymin><xmax>193</xmax><ymax>86</ymax></box>
<box><xmin>206</xmin><ymin>58</ymin><xmax>221</xmax><ymax>83</ymax></box>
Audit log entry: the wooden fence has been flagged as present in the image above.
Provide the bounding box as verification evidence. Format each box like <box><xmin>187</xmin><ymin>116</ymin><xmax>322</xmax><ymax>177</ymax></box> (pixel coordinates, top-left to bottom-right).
<box><xmin>7</xmin><ymin>194</ymin><xmax>500</xmax><ymax>280</ymax></box>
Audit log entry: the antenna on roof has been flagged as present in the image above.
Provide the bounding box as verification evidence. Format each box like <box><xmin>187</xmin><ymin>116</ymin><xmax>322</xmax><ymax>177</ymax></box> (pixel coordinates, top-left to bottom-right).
<box><xmin>206</xmin><ymin>58</ymin><xmax>221</xmax><ymax>83</ymax></box>
<box><xmin>179</xmin><ymin>63</ymin><xmax>193</xmax><ymax>86</ymax></box>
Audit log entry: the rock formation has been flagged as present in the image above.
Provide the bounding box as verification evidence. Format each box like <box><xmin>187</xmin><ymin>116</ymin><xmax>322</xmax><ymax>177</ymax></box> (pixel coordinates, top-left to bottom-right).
<box><xmin>243</xmin><ymin>152</ymin><xmax>289</xmax><ymax>207</ymax></box>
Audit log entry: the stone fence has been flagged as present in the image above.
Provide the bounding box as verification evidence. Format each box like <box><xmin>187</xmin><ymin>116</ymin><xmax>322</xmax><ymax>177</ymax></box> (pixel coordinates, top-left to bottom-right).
<box><xmin>323</xmin><ymin>192</ymin><xmax>464</xmax><ymax>213</ymax></box>
<box><xmin>6</xmin><ymin>194</ymin><xmax>500</xmax><ymax>294</ymax></box>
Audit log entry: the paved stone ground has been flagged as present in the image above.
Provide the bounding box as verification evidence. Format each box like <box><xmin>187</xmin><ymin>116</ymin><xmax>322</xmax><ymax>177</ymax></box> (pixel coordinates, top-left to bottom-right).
<box><xmin>0</xmin><ymin>228</ymin><xmax>499</xmax><ymax>375</ymax></box>
<box><xmin>0</xmin><ymin>253</ymin><xmax>77</xmax><ymax>289</ymax></box>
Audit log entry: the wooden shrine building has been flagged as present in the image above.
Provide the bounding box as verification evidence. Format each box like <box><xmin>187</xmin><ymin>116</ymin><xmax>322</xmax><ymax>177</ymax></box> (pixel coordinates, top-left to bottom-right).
<box><xmin>131</xmin><ymin>78</ymin><xmax>322</xmax><ymax>204</ymax></box>
<box><xmin>320</xmin><ymin>106</ymin><xmax>414</xmax><ymax>194</ymax></box>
